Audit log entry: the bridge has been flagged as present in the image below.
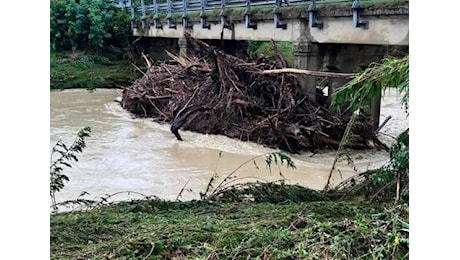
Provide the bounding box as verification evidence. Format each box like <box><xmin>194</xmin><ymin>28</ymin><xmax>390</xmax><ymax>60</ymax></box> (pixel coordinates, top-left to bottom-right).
<box><xmin>115</xmin><ymin>0</ymin><xmax>408</xmax><ymax>45</ymax></box>
<box><xmin>114</xmin><ymin>0</ymin><xmax>409</xmax><ymax>127</ymax></box>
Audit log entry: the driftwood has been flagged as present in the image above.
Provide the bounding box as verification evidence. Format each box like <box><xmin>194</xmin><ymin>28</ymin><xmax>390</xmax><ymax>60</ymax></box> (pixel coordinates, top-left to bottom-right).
<box><xmin>261</xmin><ymin>68</ymin><xmax>355</xmax><ymax>78</ymax></box>
<box><xmin>121</xmin><ymin>35</ymin><xmax>380</xmax><ymax>153</ymax></box>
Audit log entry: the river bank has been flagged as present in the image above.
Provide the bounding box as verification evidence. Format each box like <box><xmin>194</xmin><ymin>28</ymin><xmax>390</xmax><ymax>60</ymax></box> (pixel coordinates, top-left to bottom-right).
<box><xmin>50</xmin><ymin>192</ymin><xmax>409</xmax><ymax>259</ymax></box>
<box><xmin>50</xmin><ymin>52</ymin><xmax>141</xmax><ymax>90</ymax></box>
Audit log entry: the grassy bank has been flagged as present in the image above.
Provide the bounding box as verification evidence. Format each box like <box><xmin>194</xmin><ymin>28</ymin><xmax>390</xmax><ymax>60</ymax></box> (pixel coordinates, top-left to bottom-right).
<box><xmin>50</xmin><ymin>190</ymin><xmax>409</xmax><ymax>259</ymax></box>
<box><xmin>50</xmin><ymin>52</ymin><xmax>141</xmax><ymax>90</ymax></box>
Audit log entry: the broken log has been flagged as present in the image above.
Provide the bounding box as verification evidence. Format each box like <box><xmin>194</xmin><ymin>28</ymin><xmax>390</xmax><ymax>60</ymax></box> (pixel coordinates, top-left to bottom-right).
<box><xmin>261</xmin><ymin>68</ymin><xmax>356</xmax><ymax>78</ymax></box>
<box><xmin>171</xmin><ymin>107</ymin><xmax>211</xmax><ymax>141</ymax></box>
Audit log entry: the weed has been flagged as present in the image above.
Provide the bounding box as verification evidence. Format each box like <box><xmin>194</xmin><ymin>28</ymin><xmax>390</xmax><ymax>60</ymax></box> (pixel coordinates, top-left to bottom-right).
<box><xmin>50</xmin><ymin>127</ymin><xmax>91</xmax><ymax>213</ymax></box>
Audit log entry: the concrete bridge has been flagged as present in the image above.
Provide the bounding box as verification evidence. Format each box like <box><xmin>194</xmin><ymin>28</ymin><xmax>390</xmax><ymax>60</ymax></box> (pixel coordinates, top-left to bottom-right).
<box><xmin>115</xmin><ymin>0</ymin><xmax>409</xmax><ymax>127</ymax></box>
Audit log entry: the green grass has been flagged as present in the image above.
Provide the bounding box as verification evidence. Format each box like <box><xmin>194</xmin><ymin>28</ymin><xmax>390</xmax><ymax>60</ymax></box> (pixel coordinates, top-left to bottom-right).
<box><xmin>50</xmin><ymin>52</ymin><xmax>141</xmax><ymax>90</ymax></box>
<box><xmin>250</xmin><ymin>41</ymin><xmax>294</xmax><ymax>67</ymax></box>
<box><xmin>51</xmin><ymin>194</ymin><xmax>409</xmax><ymax>259</ymax></box>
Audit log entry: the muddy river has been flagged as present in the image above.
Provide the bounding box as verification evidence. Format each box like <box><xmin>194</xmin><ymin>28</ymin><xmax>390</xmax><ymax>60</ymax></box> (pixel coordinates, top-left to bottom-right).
<box><xmin>50</xmin><ymin>88</ymin><xmax>408</xmax><ymax>209</ymax></box>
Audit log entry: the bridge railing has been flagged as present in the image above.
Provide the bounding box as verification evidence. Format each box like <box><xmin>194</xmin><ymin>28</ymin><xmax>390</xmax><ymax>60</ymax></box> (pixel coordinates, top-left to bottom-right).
<box><xmin>113</xmin><ymin>0</ymin><xmax>371</xmax><ymax>30</ymax></box>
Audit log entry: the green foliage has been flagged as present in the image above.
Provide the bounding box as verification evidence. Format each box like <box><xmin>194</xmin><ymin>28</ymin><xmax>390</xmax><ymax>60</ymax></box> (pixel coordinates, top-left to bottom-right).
<box><xmin>248</xmin><ymin>41</ymin><xmax>265</xmax><ymax>53</ymax></box>
<box><xmin>208</xmin><ymin>181</ymin><xmax>326</xmax><ymax>203</ymax></box>
<box><xmin>331</xmin><ymin>55</ymin><xmax>409</xmax><ymax>115</ymax></box>
<box><xmin>50</xmin><ymin>53</ymin><xmax>140</xmax><ymax>90</ymax></box>
<box><xmin>370</xmin><ymin>128</ymin><xmax>409</xmax><ymax>202</ymax></box>
<box><xmin>50</xmin><ymin>127</ymin><xmax>91</xmax><ymax>212</ymax></box>
<box><xmin>70</xmin><ymin>54</ymin><xmax>111</xmax><ymax>68</ymax></box>
<box><xmin>249</xmin><ymin>41</ymin><xmax>294</xmax><ymax>67</ymax></box>
<box><xmin>51</xmin><ymin>200</ymin><xmax>408</xmax><ymax>259</ymax></box>
<box><xmin>331</xmin><ymin>55</ymin><xmax>409</xmax><ymax>203</ymax></box>
<box><xmin>50</xmin><ymin>0</ymin><xmax>131</xmax><ymax>52</ymax></box>
<box><xmin>390</xmin><ymin>128</ymin><xmax>409</xmax><ymax>177</ymax></box>
<box><xmin>265</xmin><ymin>151</ymin><xmax>296</xmax><ymax>172</ymax></box>
<box><xmin>201</xmin><ymin>152</ymin><xmax>297</xmax><ymax>200</ymax></box>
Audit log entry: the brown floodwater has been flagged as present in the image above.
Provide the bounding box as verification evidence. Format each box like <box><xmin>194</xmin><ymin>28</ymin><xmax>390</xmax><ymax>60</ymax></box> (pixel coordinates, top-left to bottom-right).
<box><xmin>50</xmin><ymin>88</ymin><xmax>408</xmax><ymax>209</ymax></box>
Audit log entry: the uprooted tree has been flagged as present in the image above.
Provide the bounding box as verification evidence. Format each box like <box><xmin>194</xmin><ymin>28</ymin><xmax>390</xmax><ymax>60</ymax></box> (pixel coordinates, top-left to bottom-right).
<box><xmin>121</xmin><ymin>34</ymin><xmax>383</xmax><ymax>153</ymax></box>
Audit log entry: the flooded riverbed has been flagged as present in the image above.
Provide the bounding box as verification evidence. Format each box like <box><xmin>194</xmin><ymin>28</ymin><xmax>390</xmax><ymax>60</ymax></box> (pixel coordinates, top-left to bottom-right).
<box><xmin>50</xmin><ymin>88</ymin><xmax>407</xmax><ymax>208</ymax></box>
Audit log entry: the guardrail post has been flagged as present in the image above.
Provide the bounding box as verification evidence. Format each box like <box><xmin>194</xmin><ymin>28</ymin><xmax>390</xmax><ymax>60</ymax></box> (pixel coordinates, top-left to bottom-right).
<box><xmin>352</xmin><ymin>0</ymin><xmax>368</xmax><ymax>29</ymax></box>
<box><xmin>116</xmin><ymin>0</ymin><xmax>129</xmax><ymax>8</ymax></box>
<box><xmin>141</xmin><ymin>0</ymin><xmax>147</xmax><ymax>29</ymax></box>
<box><xmin>182</xmin><ymin>0</ymin><xmax>193</xmax><ymax>30</ymax></box>
<box><xmin>167</xmin><ymin>0</ymin><xmax>177</xmax><ymax>29</ymax></box>
<box><xmin>200</xmin><ymin>0</ymin><xmax>211</xmax><ymax>29</ymax></box>
<box><xmin>220</xmin><ymin>0</ymin><xmax>232</xmax><ymax>30</ymax></box>
<box><xmin>128</xmin><ymin>0</ymin><xmax>136</xmax><ymax>29</ymax></box>
<box><xmin>273</xmin><ymin>0</ymin><xmax>286</xmax><ymax>29</ymax></box>
<box><xmin>152</xmin><ymin>0</ymin><xmax>163</xmax><ymax>29</ymax></box>
<box><xmin>308</xmin><ymin>0</ymin><xmax>323</xmax><ymax>29</ymax></box>
<box><xmin>244</xmin><ymin>0</ymin><xmax>257</xmax><ymax>29</ymax></box>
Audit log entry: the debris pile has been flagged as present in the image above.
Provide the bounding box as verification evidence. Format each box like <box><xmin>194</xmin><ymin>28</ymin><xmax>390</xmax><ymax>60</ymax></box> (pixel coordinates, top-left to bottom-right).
<box><xmin>122</xmin><ymin>34</ymin><xmax>378</xmax><ymax>153</ymax></box>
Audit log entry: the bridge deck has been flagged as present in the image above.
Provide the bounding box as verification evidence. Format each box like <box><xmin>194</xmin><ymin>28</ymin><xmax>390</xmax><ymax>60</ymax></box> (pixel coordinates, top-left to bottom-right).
<box><xmin>113</xmin><ymin>0</ymin><xmax>408</xmax><ymax>45</ymax></box>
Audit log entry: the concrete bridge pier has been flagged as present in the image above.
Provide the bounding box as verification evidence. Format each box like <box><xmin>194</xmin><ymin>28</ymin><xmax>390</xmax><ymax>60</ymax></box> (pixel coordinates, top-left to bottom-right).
<box><xmin>178</xmin><ymin>34</ymin><xmax>188</xmax><ymax>59</ymax></box>
<box><xmin>293</xmin><ymin>38</ymin><xmax>322</xmax><ymax>102</ymax></box>
<box><xmin>321</xmin><ymin>43</ymin><xmax>389</xmax><ymax>128</ymax></box>
<box><xmin>294</xmin><ymin>42</ymin><xmax>394</xmax><ymax>129</ymax></box>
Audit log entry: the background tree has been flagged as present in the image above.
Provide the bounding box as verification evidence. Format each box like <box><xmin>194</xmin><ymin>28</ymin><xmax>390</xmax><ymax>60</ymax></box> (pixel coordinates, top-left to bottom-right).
<box><xmin>50</xmin><ymin>0</ymin><xmax>131</xmax><ymax>53</ymax></box>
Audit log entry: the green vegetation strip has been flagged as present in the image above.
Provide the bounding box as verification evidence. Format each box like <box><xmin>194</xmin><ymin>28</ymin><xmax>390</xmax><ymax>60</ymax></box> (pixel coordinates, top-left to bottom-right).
<box><xmin>50</xmin><ymin>53</ymin><xmax>141</xmax><ymax>90</ymax></box>
<box><xmin>51</xmin><ymin>199</ymin><xmax>408</xmax><ymax>259</ymax></box>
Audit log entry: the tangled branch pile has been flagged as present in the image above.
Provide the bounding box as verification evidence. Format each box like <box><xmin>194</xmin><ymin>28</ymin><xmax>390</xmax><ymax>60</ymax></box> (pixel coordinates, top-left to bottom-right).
<box><xmin>122</xmin><ymin>34</ymin><xmax>377</xmax><ymax>153</ymax></box>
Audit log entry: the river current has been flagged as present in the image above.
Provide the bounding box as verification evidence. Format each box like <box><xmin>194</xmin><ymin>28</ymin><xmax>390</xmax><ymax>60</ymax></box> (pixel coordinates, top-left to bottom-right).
<box><xmin>50</xmin><ymin>88</ymin><xmax>408</xmax><ymax>208</ymax></box>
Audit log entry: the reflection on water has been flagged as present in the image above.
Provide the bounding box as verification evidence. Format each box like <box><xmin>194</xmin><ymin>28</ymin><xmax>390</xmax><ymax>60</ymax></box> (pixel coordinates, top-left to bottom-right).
<box><xmin>50</xmin><ymin>88</ymin><xmax>408</xmax><ymax>207</ymax></box>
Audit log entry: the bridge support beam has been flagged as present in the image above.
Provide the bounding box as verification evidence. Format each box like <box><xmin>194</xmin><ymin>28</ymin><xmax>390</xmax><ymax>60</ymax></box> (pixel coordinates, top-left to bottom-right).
<box><xmin>370</xmin><ymin>89</ymin><xmax>381</xmax><ymax>129</ymax></box>
<box><xmin>322</xmin><ymin>43</ymin><xmax>395</xmax><ymax>128</ymax></box>
<box><xmin>293</xmin><ymin>38</ymin><xmax>322</xmax><ymax>102</ymax></box>
<box><xmin>178</xmin><ymin>35</ymin><xmax>187</xmax><ymax>59</ymax></box>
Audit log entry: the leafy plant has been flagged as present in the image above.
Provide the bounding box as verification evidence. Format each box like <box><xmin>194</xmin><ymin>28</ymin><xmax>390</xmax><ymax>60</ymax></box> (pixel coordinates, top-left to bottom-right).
<box><xmin>50</xmin><ymin>127</ymin><xmax>91</xmax><ymax>212</ymax></box>
<box><xmin>372</xmin><ymin>127</ymin><xmax>409</xmax><ymax>202</ymax></box>
<box><xmin>200</xmin><ymin>152</ymin><xmax>296</xmax><ymax>200</ymax></box>
<box><xmin>331</xmin><ymin>55</ymin><xmax>409</xmax><ymax>202</ymax></box>
<box><xmin>50</xmin><ymin>0</ymin><xmax>131</xmax><ymax>52</ymax></box>
<box><xmin>331</xmin><ymin>55</ymin><xmax>409</xmax><ymax>115</ymax></box>
<box><xmin>265</xmin><ymin>152</ymin><xmax>296</xmax><ymax>173</ymax></box>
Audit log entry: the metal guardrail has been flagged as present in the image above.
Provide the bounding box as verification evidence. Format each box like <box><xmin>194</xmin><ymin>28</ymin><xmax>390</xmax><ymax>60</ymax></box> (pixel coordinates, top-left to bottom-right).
<box><xmin>114</xmin><ymin>0</ymin><xmax>351</xmax><ymax>10</ymax></box>
<box><xmin>113</xmin><ymin>0</ymin><xmax>372</xmax><ymax>30</ymax></box>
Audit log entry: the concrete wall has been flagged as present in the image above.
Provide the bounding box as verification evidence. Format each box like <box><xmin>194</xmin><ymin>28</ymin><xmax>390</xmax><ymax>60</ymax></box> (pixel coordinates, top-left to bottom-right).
<box><xmin>308</xmin><ymin>15</ymin><xmax>408</xmax><ymax>45</ymax></box>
